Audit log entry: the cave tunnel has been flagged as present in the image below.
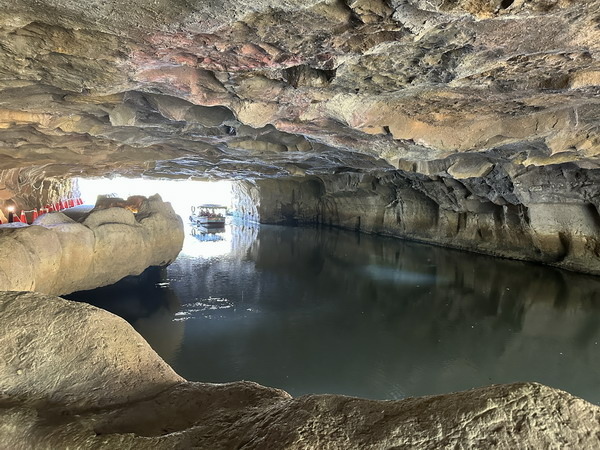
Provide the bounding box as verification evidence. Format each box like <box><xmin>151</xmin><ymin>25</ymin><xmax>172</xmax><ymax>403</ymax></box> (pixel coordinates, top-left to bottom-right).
<box><xmin>1</xmin><ymin>0</ymin><xmax>600</xmax><ymax>447</ymax></box>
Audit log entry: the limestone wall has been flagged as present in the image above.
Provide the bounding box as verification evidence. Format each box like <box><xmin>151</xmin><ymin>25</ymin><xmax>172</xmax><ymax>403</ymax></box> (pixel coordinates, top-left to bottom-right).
<box><xmin>233</xmin><ymin>162</ymin><xmax>600</xmax><ymax>275</ymax></box>
<box><xmin>0</xmin><ymin>194</ymin><xmax>184</xmax><ymax>295</ymax></box>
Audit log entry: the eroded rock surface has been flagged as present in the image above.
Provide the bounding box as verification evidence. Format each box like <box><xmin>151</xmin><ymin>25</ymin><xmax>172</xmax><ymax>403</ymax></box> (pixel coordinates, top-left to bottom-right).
<box><xmin>1</xmin><ymin>292</ymin><xmax>599</xmax><ymax>448</ymax></box>
<box><xmin>0</xmin><ymin>194</ymin><xmax>183</xmax><ymax>295</ymax></box>
<box><xmin>0</xmin><ymin>0</ymin><xmax>597</xmax><ymax>177</ymax></box>
<box><xmin>0</xmin><ymin>168</ymin><xmax>78</xmax><ymax>222</ymax></box>
<box><xmin>235</xmin><ymin>165</ymin><xmax>600</xmax><ymax>274</ymax></box>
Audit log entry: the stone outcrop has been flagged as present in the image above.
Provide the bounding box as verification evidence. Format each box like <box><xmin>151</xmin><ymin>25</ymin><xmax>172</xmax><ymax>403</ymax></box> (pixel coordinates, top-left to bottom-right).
<box><xmin>0</xmin><ymin>194</ymin><xmax>183</xmax><ymax>295</ymax></box>
<box><xmin>0</xmin><ymin>168</ymin><xmax>79</xmax><ymax>223</ymax></box>
<box><xmin>0</xmin><ymin>291</ymin><xmax>182</xmax><ymax>408</ymax></box>
<box><xmin>1</xmin><ymin>291</ymin><xmax>599</xmax><ymax>448</ymax></box>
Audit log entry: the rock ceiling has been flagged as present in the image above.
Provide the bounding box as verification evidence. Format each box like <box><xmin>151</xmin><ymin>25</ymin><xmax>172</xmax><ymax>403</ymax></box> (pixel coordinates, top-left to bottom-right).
<box><xmin>0</xmin><ymin>0</ymin><xmax>599</xmax><ymax>180</ymax></box>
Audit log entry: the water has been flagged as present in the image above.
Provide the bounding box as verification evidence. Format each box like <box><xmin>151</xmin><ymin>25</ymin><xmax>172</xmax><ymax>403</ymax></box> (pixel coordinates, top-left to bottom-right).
<box><xmin>66</xmin><ymin>222</ymin><xmax>600</xmax><ymax>403</ymax></box>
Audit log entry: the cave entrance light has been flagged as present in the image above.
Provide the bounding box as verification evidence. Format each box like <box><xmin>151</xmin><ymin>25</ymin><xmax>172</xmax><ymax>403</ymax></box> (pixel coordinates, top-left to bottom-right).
<box><xmin>77</xmin><ymin>177</ymin><xmax>233</xmax><ymax>258</ymax></box>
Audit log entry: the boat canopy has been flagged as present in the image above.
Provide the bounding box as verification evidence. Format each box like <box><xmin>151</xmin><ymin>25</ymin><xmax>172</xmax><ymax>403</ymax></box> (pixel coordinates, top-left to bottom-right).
<box><xmin>197</xmin><ymin>204</ymin><xmax>227</xmax><ymax>210</ymax></box>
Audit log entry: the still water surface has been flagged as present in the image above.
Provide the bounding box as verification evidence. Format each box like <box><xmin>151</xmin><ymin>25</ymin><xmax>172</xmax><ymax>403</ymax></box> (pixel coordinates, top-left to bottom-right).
<box><xmin>67</xmin><ymin>222</ymin><xmax>600</xmax><ymax>403</ymax></box>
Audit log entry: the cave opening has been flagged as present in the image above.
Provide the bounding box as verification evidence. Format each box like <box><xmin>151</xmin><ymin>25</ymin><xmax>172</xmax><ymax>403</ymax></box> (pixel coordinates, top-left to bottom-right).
<box><xmin>62</xmin><ymin>173</ymin><xmax>600</xmax><ymax>404</ymax></box>
<box><xmin>77</xmin><ymin>176</ymin><xmax>235</xmax><ymax>259</ymax></box>
<box><xmin>77</xmin><ymin>177</ymin><xmax>233</xmax><ymax>219</ymax></box>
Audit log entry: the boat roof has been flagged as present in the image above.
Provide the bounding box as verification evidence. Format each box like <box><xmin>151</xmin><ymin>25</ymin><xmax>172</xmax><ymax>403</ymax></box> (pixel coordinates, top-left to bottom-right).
<box><xmin>198</xmin><ymin>204</ymin><xmax>227</xmax><ymax>208</ymax></box>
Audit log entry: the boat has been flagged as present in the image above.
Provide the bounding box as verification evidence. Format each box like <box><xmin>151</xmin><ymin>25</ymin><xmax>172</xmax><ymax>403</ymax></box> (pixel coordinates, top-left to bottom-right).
<box><xmin>189</xmin><ymin>204</ymin><xmax>227</xmax><ymax>229</ymax></box>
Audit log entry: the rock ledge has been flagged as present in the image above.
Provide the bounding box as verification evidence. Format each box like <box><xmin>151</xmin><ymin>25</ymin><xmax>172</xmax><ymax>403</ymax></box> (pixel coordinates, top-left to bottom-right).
<box><xmin>1</xmin><ymin>292</ymin><xmax>599</xmax><ymax>449</ymax></box>
<box><xmin>0</xmin><ymin>194</ymin><xmax>183</xmax><ymax>295</ymax></box>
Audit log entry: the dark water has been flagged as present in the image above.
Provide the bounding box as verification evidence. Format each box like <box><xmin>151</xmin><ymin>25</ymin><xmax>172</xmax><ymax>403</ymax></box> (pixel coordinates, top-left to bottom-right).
<box><xmin>67</xmin><ymin>222</ymin><xmax>600</xmax><ymax>403</ymax></box>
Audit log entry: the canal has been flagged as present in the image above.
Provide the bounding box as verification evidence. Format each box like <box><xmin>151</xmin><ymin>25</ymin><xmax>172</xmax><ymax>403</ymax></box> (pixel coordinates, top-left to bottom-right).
<box><xmin>66</xmin><ymin>221</ymin><xmax>600</xmax><ymax>403</ymax></box>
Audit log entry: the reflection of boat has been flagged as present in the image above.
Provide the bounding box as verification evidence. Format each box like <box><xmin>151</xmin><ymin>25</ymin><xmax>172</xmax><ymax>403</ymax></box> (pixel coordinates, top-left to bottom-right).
<box><xmin>190</xmin><ymin>226</ymin><xmax>225</xmax><ymax>241</ymax></box>
<box><xmin>189</xmin><ymin>204</ymin><xmax>227</xmax><ymax>228</ymax></box>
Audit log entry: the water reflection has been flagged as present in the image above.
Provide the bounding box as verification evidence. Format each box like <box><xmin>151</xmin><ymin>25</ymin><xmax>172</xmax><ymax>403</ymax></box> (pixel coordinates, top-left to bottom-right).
<box><xmin>70</xmin><ymin>223</ymin><xmax>600</xmax><ymax>404</ymax></box>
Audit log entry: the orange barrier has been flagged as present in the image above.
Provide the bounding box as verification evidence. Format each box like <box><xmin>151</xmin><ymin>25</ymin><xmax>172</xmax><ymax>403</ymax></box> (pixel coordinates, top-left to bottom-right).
<box><xmin>4</xmin><ymin>198</ymin><xmax>85</xmax><ymax>225</ymax></box>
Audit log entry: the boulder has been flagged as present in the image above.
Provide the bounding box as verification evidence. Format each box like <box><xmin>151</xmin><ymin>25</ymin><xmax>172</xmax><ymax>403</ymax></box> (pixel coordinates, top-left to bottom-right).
<box><xmin>0</xmin><ymin>291</ymin><xmax>182</xmax><ymax>408</ymax></box>
<box><xmin>0</xmin><ymin>195</ymin><xmax>184</xmax><ymax>295</ymax></box>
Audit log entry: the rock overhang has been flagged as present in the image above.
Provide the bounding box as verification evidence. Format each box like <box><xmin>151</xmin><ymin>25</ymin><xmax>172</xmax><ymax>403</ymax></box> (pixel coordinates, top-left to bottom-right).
<box><xmin>0</xmin><ymin>0</ymin><xmax>597</xmax><ymax>181</ymax></box>
<box><xmin>1</xmin><ymin>1</ymin><xmax>600</xmax><ymax>274</ymax></box>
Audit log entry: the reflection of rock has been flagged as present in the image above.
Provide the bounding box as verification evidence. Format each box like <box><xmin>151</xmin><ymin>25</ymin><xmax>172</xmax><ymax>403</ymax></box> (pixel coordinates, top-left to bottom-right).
<box><xmin>206</xmin><ymin>224</ymin><xmax>600</xmax><ymax>401</ymax></box>
<box><xmin>0</xmin><ymin>194</ymin><xmax>183</xmax><ymax>295</ymax></box>
<box><xmin>65</xmin><ymin>265</ymin><xmax>185</xmax><ymax>365</ymax></box>
<box><xmin>133</xmin><ymin>292</ymin><xmax>184</xmax><ymax>365</ymax></box>
<box><xmin>2</xmin><ymin>291</ymin><xmax>599</xmax><ymax>448</ymax></box>
<box><xmin>230</xmin><ymin>219</ymin><xmax>259</xmax><ymax>257</ymax></box>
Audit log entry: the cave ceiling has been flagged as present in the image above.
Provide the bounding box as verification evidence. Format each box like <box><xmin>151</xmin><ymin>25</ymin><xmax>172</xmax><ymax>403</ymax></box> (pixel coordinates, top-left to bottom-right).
<box><xmin>0</xmin><ymin>0</ymin><xmax>599</xmax><ymax>180</ymax></box>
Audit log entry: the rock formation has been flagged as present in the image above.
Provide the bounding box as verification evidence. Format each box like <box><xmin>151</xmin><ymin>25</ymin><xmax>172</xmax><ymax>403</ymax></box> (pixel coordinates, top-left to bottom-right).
<box><xmin>0</xmin><ymin>168</ymin><xmax>79</xmax><ymax>222</ymax></box>
<box><xmin>235</xmin><ymin>167</ymin><xmax>600</xmax><ymax>274</ymax></box>
<box><xmin>0</xmin><ymin>0</ymin><xmax>599</xmax><ymax>446</ymax></box>
<box><xmin>0</xmin><ymin>194</ymin><xmax>184</xmax><ymax>295</ymax></box>
<box><xmin>1</xmin><ymin>291</ymin><xmax>599</xmax><ymax>448</ymax></box>
<box><xmin>0</xmin><ymin>0</ymin><xmax>598</xmax><ymax>270</ymax></box>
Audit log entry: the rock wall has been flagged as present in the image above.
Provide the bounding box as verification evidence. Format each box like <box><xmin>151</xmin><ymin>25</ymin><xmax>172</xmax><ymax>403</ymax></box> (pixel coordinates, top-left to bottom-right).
<box><xmin>0</xmin><ymin>194</ymin><xmax>184</xmax><ymax>295</ymax></box>
<box><xmin>1</xmin><ymin>291</ymin><xmax>599</xmax><ymax>448</ymax></box>
<box><xmin>0</xmin><ymin>168</ymin><xmax>79</xmax><ymax>222</ymax></box>
<box><xmin>234</xmin><ymin>160</ymin><xmax>600</xmax><ymax>274</ymax></box>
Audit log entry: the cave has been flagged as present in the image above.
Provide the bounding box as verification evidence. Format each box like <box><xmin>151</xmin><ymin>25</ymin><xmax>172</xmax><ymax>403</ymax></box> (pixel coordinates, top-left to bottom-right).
<box><xmin>1</xmin><ymin>0</ymin><xmax>600</xmax><ymax>448</ymax></box>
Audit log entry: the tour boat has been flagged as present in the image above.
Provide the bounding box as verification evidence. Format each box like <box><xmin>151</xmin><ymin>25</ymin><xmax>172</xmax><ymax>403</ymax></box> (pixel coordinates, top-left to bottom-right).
<box><xmin>189</xmin><ymin>204</ymin><xmax>227</xmax><ymax>229</ymax></box>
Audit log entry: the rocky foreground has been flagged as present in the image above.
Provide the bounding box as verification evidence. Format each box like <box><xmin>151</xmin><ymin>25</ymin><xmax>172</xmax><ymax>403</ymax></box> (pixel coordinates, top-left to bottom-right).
<box><xmin>0</xmin><ymin>195</ymin><xmax>183</xmax><ymax>295</ymax></box>
<box><xmin>0</xmin><ymin>291</ymin><xmax>598</xmax><ymax>449</ymax></box>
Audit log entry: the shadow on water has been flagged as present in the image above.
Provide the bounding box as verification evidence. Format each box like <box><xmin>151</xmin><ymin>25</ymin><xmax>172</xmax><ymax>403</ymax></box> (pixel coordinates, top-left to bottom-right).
<box><xmin>68</xmin><ymin>223</ymin><xmax>600</xmax><ymax>404</ymax></box>
<box><xmin>64</xmin><ymin>267</ymin><xmax>184</xmax><ymax>365</ymax></box>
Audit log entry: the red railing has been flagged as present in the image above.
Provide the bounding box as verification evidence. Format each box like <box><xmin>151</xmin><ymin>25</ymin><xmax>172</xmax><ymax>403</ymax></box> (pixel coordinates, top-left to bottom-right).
<box><xmin>3</xmin><ymin>197</ymin><xmax>84</xmax><ymax>224</ymax></box>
